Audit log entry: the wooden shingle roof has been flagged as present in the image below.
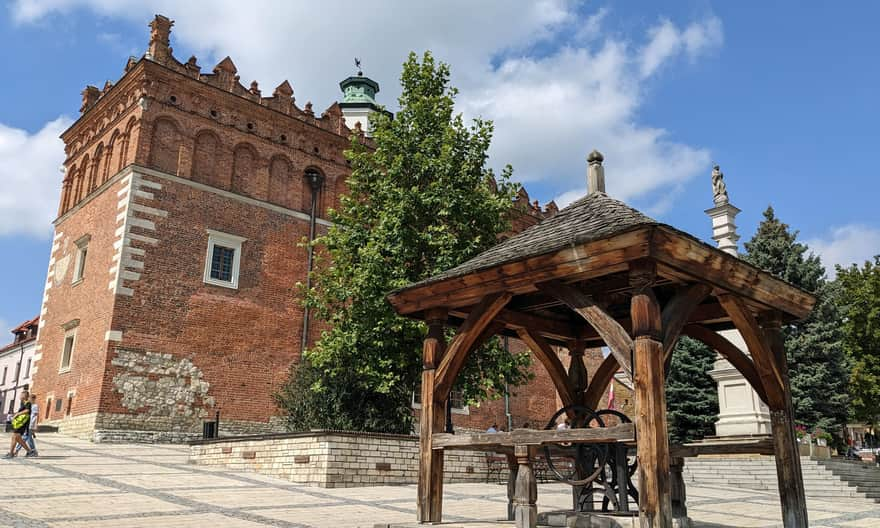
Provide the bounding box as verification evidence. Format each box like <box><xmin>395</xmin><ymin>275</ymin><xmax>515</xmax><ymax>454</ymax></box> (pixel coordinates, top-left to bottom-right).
<box><xmin>409</xmin><ymin>192</ymin><xmax>658</xmax><ymax>289</ymax></box>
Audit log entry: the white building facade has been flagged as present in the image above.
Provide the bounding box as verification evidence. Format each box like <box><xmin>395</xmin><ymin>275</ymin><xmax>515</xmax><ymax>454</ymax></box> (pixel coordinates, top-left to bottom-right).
<box><xmin>0</xmin><ymin>317</ymin><xmax>39</xmax><ymax>420</ymax></box>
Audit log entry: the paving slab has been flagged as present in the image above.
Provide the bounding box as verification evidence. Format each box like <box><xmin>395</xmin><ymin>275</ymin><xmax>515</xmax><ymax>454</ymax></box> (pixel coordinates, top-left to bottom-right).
<box><xmin>0</xmin><ymin>433</ymin><xmax>878</xmax><ymax>528</ymax></box>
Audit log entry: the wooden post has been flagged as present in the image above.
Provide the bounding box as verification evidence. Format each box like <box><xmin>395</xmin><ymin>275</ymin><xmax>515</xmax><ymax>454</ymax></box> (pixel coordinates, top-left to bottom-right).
<box><xmin>630</xmin><ymin>261</ymin><xmax>673</xmax><ymax>528</ymax></box>
<box><xmin>670</xmin><ymin>457</ymin><xmax>687</xmax><ymax>520</ymax></box>
<box><xmin>507</xmin><ymin>453</ymin><xmax>518</xmax><ymax>521</ymax></box>
<box><xmin>418</xmin><ymin>309</ymin><xmax>447</xmax><ymax>523</ymax></box>
<box><xmin>567</xmin><ymin>339</ymin><xmax>588</xmax><ymax>405</ymax></box>
<box><xmin>567</xmin><ymin>338</ymin><xmax>588</xmax><ymax>510</ymax></box>
<box><xmin>764</xmin><ymin>314</ymin><xmax>809</xmax><ymax>528</ymax></box>
<box><xmin>617</xmin><ymin>444</ymin><xmax>631</xmax><ymax>513</ymax></box>
<box><xmin>513</xmin><ymin>444</ymin><xmax>537</xmax><ymax>528</ymax></box>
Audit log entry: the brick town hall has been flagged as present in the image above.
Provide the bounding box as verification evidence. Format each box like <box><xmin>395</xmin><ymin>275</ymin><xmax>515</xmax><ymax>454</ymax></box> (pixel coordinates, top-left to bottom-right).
<box><xmin>28</xmin><ymin>15</ymin><xmax>585</xmax><ymax>441</ymax></box>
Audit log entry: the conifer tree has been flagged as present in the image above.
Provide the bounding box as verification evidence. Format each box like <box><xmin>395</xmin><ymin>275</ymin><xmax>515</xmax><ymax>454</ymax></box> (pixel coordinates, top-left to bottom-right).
<box><xmin>666</xmin><ymin>337</ymin><xmax>719</xmax><ymax>443</ymax></box>
<box><xmin>277</xmin><ymin>52</ymin><xmax>531</xmax><ymax>433</ymax></box>
<box><xmin>743</xmin><ymin>207</ymin><xmax>848</xmax><ymax>435</ymax></box>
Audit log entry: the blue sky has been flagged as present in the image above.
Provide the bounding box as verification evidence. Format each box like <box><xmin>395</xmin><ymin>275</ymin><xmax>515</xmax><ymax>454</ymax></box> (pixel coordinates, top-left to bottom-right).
<box><xmin>1</xmin><ymin>1</ymin><xmax>878</xmax><ymax>336</ymax></box>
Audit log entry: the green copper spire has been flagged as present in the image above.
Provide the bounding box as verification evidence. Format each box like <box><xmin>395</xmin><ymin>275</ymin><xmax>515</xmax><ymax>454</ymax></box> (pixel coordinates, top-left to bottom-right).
<box><xmin>340</xmin><ymin>58</ymin><xmax>380</xmax><ymax>105</ymax></box>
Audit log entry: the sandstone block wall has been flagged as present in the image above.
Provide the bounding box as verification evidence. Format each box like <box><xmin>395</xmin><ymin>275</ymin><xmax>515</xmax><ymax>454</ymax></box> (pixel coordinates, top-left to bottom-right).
<box><xmin>190</xmin><ymin>431</ymin><xmax>506</xmax><ymax>488</ymax></box>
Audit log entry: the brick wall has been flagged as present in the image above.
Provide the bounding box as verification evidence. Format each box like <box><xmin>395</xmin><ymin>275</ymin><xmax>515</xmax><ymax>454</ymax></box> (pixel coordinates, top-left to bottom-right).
<box><xmin>190</xmin><ymin>431</ymin><xmax>503</xmax><ymax>488</ymax></box>
<box><xmin>33</xmin><ymin>14</ymin><xmax>569</xmax><ymax>441</ymax></box>
<box><xmin>34</xmin><ymin>170</ymin><xmax>125</xmax><ymax>427</ymax></box>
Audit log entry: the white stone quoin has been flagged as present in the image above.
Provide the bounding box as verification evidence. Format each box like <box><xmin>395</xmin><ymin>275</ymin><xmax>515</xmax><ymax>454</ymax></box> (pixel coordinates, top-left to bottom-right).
<box><xmin>705</xmin><ymin>165</ymin><xmax>772</xmax><ymax>436</ymax></box>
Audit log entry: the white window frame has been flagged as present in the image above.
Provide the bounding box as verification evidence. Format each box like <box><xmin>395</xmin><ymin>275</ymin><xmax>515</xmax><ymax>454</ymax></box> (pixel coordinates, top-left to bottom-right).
<box><xmin>72</xmin><ymin>235</ymin><xmax>90</xmax><ymax>284</ymax></box>
<box><xmin>60</xmin><ymin>323</ymin><xmax>78</xmax><ymax>373</ymax></box>
<box><xmin>411</xmin><ymin>388</ymin><xmax>470</xmax><ymax>415</ymax></box>
<box><xmin>203</xmin><ymin>229</ymin><xmax>247</xmax><ymax>290</ymax></box>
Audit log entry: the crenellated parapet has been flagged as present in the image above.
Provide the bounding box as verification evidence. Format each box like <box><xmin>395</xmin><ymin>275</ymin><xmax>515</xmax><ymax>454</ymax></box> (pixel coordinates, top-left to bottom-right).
<box><xmin>59</xmin><ymin>14</ymin><xmax>365</xmax><ymax>220</ymax></box>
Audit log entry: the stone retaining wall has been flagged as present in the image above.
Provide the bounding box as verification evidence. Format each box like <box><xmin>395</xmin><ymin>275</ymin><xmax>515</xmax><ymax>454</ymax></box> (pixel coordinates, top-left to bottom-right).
<box><xmin>189</xmin><ymin>430</ymin><xmax>507</xmax><ymax>488</ymax></box>
<box><xmin>44</xmin><ymin>412</ymin><xmax>286</xmax><ymax>443</ymax></box>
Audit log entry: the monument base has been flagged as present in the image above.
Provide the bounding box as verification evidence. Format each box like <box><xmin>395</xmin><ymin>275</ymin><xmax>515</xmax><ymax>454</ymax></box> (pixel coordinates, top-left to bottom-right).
<box><xmin>709</xmin><ymin>330</ymin><xmax>772</xmax><ymax>437</ymax></box>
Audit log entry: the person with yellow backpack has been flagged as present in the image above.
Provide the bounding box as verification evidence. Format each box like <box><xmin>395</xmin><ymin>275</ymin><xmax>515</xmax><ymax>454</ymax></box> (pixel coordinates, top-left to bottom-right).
<box><xmin>4</xmin><ymin>391</ymin><xmax>35</xmax><ymax>459</ymax></box>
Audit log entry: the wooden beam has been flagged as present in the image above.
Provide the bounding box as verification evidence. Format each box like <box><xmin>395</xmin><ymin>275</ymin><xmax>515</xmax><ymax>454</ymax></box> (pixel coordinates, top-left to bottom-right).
<box><xmin>583</xmin><ymin>354</ymin><xmax>621</xmax><ymax>410</ymax></box>
<box><xmin>661</xmin><ymin>284</ymin><xmax>712</xmax><ymax>361</ymax></box>
<box><xmin>629</xmin><ymin>261</ymin><xmax>673</xmax><ymax>528</ymax></box>
<box><xmin>387</xmin><ymin>229</ymin><xmax>652</xmax><ymax>315</ymax></box>
<box><xmin>457</xmin><ymin>297</ymin><xmax>732</xmax><ymax>349</ymax></box>
<box><xmin>764</xmin><ymin>313</ymin><xmax>809</xmax><ymax>528</ymax></box>
<box><xmin>717</xmin><ymin>294</ymin><xmax>785</xmax><ymax>410</ymax></box>
<box><xmin>432</xmin><ymin>423</ymin><xmax>636</xmax><ymax>449</ymax></box>
<box><xmin>537</xmin><ymin>280</ymin><xmax>633</xmax><ymax>378</ymax></box>
<box><xmin>681</xmin><ymin>324</ymin><xmax>768</xmax><ymax>405</ymax></box>
<box><xmin>434</xmin><ymin>292</ymin><xmax>512</xmax><ymax>400</ymax></box>
<box><xmin>450</xmin><ymin>307</ymin><xmax>578</xmax><ymax>343</ymax></box>
<box><xmin>418</xmin><ymin>310</ymin><xmax>447</xmax><ymax>523</ymax></box>
<box><xmin>669</xmin><ymin>437</ymin><xmax>775</xmax><ymax>458</ymax></box>
<box><xmin>651</xmin><ymin>227</ymin><xmax>816</xmax><ymax>319</ymax></box>
<box><xmin>516</xmin><ymin>329</ymin><xmax>576</xmax><ymax>408</ymax></box>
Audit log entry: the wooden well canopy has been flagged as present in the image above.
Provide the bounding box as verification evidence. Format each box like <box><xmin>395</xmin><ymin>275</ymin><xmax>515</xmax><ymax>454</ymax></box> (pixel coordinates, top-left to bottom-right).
<box><xmin>387</xmin><ymin>158</ymin><xmax>816</xmax><ymax>528</ymax></box>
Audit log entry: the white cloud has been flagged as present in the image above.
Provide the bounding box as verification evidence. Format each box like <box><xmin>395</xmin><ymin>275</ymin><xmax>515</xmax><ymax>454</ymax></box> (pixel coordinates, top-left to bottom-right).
<box><xmin>806</xmin><ymin>225</ymin><xmax>880</xmax><ymax>278</ymax></box>
<box><xmin>10</xmin><ymin>2</ymin><xmax>722</xmax><ymax>216</ymax></box>
<box><xmin>0</xmin><ymin>117</ymin><xmax>71</xmax><ymax>238</ymax></box>
<box><xmin>640</xmin><ymin>16</ymin><xmax>722</xmax><ymax>78</ymax></box>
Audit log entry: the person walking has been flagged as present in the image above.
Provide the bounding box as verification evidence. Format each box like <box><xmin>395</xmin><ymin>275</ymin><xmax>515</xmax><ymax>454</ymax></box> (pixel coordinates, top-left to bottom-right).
<box><xmin>4</xmin><ymin>391</ymin><xmax>34</xmax><ymax>459</ymax></box>
<box><xmin>14</xmin><ymin>394</ymin><xmax>39</xmax><ymax>457</ymax></box>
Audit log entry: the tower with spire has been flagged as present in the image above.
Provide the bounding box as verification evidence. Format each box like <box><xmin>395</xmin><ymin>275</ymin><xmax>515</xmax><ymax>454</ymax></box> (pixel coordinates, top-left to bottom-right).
<box><xmin>338</xmin><ymin>60</ymin><xmax>390</xmax><ymax>136</ymax></box>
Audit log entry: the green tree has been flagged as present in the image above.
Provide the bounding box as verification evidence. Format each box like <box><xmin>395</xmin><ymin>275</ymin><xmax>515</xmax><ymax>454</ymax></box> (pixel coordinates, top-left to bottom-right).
<box><xmin>666</xmin><ymin>337</ymin><xmax>719</xmax><ymax>443</ymax></box>
<box><xmin>277</xmin><ymin>52</ymin><xmax>531</xmax><ymax>433</ymax></box>
<box><xmin>743</xmin><ymin>206</ymin><xmax>849</xmax><ymax>435</ymax></box>
<box><xmin>836</xmin><ymin>256</ymin><xmax>880</xmax><ymax>428</ymax></box>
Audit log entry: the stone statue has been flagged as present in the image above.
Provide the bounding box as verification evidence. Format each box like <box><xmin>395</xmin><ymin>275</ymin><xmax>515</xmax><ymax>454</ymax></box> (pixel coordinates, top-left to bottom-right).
<box><xmin>711</xmin><ymin>165</ymin><xmax>729</xmax><ymax>205</ymax></box>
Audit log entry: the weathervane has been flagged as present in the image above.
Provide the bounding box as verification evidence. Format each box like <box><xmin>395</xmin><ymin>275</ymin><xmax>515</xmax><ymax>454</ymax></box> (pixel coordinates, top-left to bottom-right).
<box><xmin>355</xmin><ymin>57</ymin><xmax>363</xmax><ymax>76</ymax></box>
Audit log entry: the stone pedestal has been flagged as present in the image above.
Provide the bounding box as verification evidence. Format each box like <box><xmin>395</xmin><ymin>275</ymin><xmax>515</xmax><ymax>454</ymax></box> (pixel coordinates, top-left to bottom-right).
<box><xmin>708</xmin><ymin>329</ymin><xmax>771</xmax><ymax>436</ymax></box>
<box><xmin>704</xmin><ymin>202</ymin><xmax>741</xmax><ymax>255</ymax></box>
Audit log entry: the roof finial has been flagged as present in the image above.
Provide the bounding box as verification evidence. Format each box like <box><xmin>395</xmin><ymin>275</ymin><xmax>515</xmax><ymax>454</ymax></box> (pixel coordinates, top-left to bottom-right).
<box><xmin>355</xmin><ymin>57</ymin><xmax>363</xmax><ymax>76</ymax></box>
<box><xmin>587</xmin><ymin>149</ymin><xmax>605</xmax><ymax>194</ymax></box>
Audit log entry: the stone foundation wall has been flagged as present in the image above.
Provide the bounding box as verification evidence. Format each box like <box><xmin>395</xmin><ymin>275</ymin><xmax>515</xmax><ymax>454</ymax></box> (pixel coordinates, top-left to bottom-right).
<box><xmin>189</xmin><ymin>430</ymin><xmax>507</xmax><ymax>488</ymax></box>
<box><xmin>44</xmin><ymin>412</ymin><xmax>286</xmax><ymax>443</ymax></box>
<box><xmin>46</xmin><ymin>412</ymin><xmax>99</xmax><ymax>440</ymax></box>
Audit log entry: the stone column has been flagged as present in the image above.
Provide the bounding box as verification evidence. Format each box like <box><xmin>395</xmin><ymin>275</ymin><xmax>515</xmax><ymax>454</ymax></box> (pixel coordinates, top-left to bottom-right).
<box><xmin>705</xmin><ymin>166</ymin><xmax>769</xmax><ymax>437</ymax></box>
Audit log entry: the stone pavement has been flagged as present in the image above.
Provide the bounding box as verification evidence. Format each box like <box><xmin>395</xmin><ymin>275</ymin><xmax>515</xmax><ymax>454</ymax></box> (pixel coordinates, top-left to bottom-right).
<box><xmin>0</xmin><ymin>434</ymin><xmax>878</xmax><ymax>527</ymax></box>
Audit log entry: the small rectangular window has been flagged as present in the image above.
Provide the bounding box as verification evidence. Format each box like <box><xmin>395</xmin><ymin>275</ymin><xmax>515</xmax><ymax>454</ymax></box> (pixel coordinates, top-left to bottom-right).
<box><xmin>45</xmin><ymin>399</ymin><xmax>52</xmax><ymax>418</ymax></box>
<box><xmin>72</xmin><ymin>235</ymin><xmax>90</xmax><ymax>283</ymax></box>
<box><xmin>54</xmin><ymin>399</ymin><xmax>62</xmax><ymax>412</ymax></box>
<box><xmin>24</xmin><ymin>359</ymin><xmax>31</xmax><ymax>379</ymax></box>
<box><xmin>1</xmin><ymin>367</ymin><xmax>6</xmax><ymax>384</ymax></box>
<box><xmin>60</xmin><ymin>333</ymin><xmax>75</xmax><ymax>371</ymax></box>
<box><xmin>210</xmin><ymin>245</ymin><xmax>236</xmax><ymax>282</ymax></box>
<box><xmin>203</xmin><ymin>230</ymin><xmax>246</xmax><ymax>289</ymax></box>
<box><xmin>66</xmin><ymin>395</ymin><xmax>74</xmax><ymax>416</ymax></box>
<box><xmin>412</xmin><ymin>384</ymin><xmax>468</xmax><ymax>414</ymax></box>
<box><xmin>14</xmin><ymin>362</ymin><xmax>20</xmax><ymax>382</ymax></box>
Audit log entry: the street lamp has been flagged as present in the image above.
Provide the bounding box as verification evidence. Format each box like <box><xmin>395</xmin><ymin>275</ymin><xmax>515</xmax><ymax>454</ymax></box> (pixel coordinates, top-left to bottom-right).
<box><xmin>300</xmin><ymin>168</ymin><xmax>325</xmax><ymax>356</ymax></box>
